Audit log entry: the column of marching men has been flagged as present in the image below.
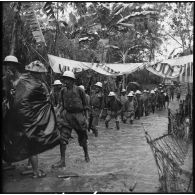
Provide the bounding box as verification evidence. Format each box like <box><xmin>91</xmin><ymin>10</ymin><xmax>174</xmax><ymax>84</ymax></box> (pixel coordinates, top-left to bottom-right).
<box><xmin>3</xmin><ymin>55</ymin><xmax>177</xmax><ymax>178</ymax></box>
<box><xmin>51</xmin><ymin>71</ymin><xmax>172</xmax><ymax>145</ymax></box>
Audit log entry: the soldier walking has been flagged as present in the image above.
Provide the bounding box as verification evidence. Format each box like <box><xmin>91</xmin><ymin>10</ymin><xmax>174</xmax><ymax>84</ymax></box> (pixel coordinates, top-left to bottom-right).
<box><xmin>123</xmin><ymin>92</ymin><xmax>137</xmax><ymax>124</ymax></box>
<box><xmin>53</xmin><ymin>71</ymin><xmax>90</xmax><ymax>169</ymax></box>
<box><xmin>120</xmin><ymin>89</ymin><xmax>128</xmax><ymax>122</ymax></box>
<box><xmin>105</xmin><ymin>92</ymin><xmax>122</xmax><ymax>130</ymax></box>
<box><xmin>150</xmin><ymin>90</ymin><xmax>156</xmax><ymax>114</ymax></box>
<box><xmin>135</xmin><ymin>90</ymin><xmax>143</xmax><ymax>119</ymax></box>
<box><xmin>50</xmin><ymin>80</ymin><xmax>62</xmax><ymax>111</ymax></box>
<box><xmin>88</xmin><ymin>82</ymin><xmax>104</xmax><ymax>137</ymax></box>
<box><xmin>142</xmin><ymin>90</ymin><xmax>150</xmax><ymax>116</ymax></box>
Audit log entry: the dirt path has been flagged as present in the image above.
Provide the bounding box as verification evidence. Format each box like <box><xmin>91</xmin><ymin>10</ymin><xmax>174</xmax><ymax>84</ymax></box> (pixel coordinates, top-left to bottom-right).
<box><xmin>3</xmin><ymin>108</ymin><xmax>169</xmax><ymax>193</ymax></box>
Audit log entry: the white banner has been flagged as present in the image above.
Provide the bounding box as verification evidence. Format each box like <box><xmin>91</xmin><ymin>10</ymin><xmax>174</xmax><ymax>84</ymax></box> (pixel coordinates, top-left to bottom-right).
<box><xmin>48</xmin><ymin>54</ymin><xmax>145</xmax><ymax>76</ymax></box>
<box><xmin>48</xmin><ymin>54</ymin><xmax>192</xmax><ymax>79</ymax></box>
<box><xmin>48</xmin><ymin>54</ymin><xmax>89</xmax><ymax>74</ymax></box>
<box><xmin>146</xmin><ymin>55</ymin><xmax>193</xmax><ymax>79</ymax></box>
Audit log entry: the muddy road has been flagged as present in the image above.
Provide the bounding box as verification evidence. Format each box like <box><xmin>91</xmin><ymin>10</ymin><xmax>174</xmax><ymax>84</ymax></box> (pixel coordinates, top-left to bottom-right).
<box><xmin>3</xmin><ymin>108</ymin><xmax>169</xmax><ymax>193</ymax></box>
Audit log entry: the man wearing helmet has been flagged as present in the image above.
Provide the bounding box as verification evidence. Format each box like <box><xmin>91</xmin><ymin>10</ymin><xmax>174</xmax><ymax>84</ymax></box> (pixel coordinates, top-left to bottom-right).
<box><xmin>105</xmin><ymin>92</ymin><xmax>122</xmax><ymax>130</ymax></box>
<box><xmin>50</xmin><ymin>80</ymin><xmax>62</xmax><ymax>111</ymax></box>
<box><xmin>2</xmin><ymin>55</ymin><xmax>24</xmax><ymax>170</ymax></box>
<box><xmin>150</xmin><ymin>90</ymin><xmax>156</xmax><ymax>114</ymax></box>
<box><xmin>3</xmin><ymin>55</ymin><xmax>24</xmax><ymax>112</ymax></box>
<box><xmin>135</xmin><ymin>90</ymin><xmax>143</xmax><ymax>120</ymax></box>
<box><xmin>123</xmin><ymin>92</ymin><xmax>137</xmax><ymax>124</ymax></box>
<box><xmin>88</xmin><ymin>82</ymin><xmax>104</xmax><ymax>137</ymax></box>
<box><xmin>3</xmin><ymin>60</ymin><xmax>59</xmax><ymax>178</ymax></box>
<box><xmin>120</xmin><ymin>89</ymin><xmax>128</xmax><ymax>123</ymax></box>
<box><xmin>53</xmin><ymin>71</ymin><xmax>90</xmax><ymax>169</ymax></box>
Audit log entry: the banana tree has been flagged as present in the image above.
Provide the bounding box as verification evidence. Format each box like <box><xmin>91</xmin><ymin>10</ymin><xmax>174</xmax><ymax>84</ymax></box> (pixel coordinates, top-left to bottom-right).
<box><xmin>9</xmin><ymin>2</ymin><xmax>21</xmax><ymax>55</ymax></box>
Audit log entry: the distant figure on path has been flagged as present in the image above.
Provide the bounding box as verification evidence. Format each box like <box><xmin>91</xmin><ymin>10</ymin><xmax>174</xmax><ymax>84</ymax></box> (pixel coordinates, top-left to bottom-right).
<box><xmin>105</xmin><ymin>92</ymin><xmax>122</xmax><ymax>130</ymax></box>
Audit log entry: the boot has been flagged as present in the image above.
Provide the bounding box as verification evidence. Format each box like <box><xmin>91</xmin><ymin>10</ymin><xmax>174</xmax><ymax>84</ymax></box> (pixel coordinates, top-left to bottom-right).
<box><xmin>88</xmin><ymin>115</ymin><xmax>93</xmax><ymax>132</ymax></box>
<box><xmin>116</xmin><ymin>121</ymin><xmax>120</xmax><ymax>130</ymax></box>
<box><xmin>92</xmin><ymin>128</ymin><xmax>98</xmax><ymax>137</ymax></box>
<box><xmin>105</xmin><ymin>121</ymin><xmax>109</xmax><ymax>128</ymax></box>
<box><xmin>82</xmin><ymin>144</ymin><xmax>90</xmax><ymax>162</ymax></box>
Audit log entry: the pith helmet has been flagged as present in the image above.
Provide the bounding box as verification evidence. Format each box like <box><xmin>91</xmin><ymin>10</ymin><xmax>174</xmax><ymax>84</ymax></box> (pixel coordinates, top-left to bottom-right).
<box><xmin>53</xmin><ymin>80</ymin><xmax>62</xmax><ymax>85</ymax></box>
<box><xmin>62</xmin><ymin>71</ymin><xmax>75</xmax><ymax>79</ymax></box>
<box><xmin>121</xmin><ymin>89</ymin><xmax>126</xmax><ymax>92</ymax></box>
<box><xmin>127</xmin><ymin>92</ymin><xmax>134</xmax><ymax>97</ymax></box>
<box><xmin>4</xmin><ymin>55</ymin><xmax>21</xmax><ymax>66</ymax></box>
<box><xmin>151</xmin><ymin>90</ymin><xmax>155</xmax><ymax>94</ymax></box>
<box><xmin>136</xmin><ymin>90</ymin><xmax>141</xmax><ymax>94</ymax></box>
<box><xmin>108</xmin><ymin>91</ymin><xmax>116</xmax><ymax>96</ymax></box>
<box><xmin>143</xmin><ymin>90</ymin><xmax>147</xmax><ymax>93</ymax></box>
<box><xmin>94</xmin><ymin>82</ymin><xmax>102</xmax><ymax>88</ymax></box>
<box><xmin>25</xmin><ymin>60</ymin><xmax>48</xmax><ymax>72</ymax></box>
<box><xmin>130</xmin><ymin>91</ymin><xmax>134</xmax><ymax>95</ymax></box>
<box><xmin>79</xmin><ymin>85</ymin><xmax>85</xmax><ymax>90</ymax></box>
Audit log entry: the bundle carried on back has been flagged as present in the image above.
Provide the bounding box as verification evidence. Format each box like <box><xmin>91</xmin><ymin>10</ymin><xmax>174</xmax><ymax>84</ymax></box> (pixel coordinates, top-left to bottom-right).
<box><xmin>3</xmin><ymin>73</ymin><xmax>60</xmax><ymax>162</ymax></box>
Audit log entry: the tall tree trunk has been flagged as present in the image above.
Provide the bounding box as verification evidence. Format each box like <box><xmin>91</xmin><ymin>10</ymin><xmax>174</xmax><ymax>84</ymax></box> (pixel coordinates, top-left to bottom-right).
<box><xmin>10</xmin><ymin>15</ymin><xmax>17</xmax><ymax>55</ymax></box>
<box><xmin>54</xmin><ymin>2</ymin><xmax>59</xmax><ymax>55</ymax></box>
<box><xmin>10</xmin><ymin>3</ymin><xmax>21</xmax><ymax>56</ymax></box>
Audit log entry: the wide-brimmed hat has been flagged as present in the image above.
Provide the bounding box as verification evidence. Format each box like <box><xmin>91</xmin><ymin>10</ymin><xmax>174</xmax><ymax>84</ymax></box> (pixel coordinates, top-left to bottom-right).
<box><xmin>25</xmin><ymin>60</ymin><xmax>48</xmax><ymax>72</ymax></box>
<box><xmin>62</xmin><ymin>71</ymin><xmax>76</xmax><ymax>79</ymax></box>
<box><xmin>150</xmin><ymin>90</ymin><xmax>155</xmax><ymax>94</ymax></box>
<box><xmin>94</xmin><ymin>82</ymin><xmax>102</xmax><ymax>88</ymax></box>
<box><xmin>108</xmin><ymin>92</ymin><xmax>116</xmax><ymax>96</ymax></box>
<box><xmin>4</xmin><ymin>55</ymin><xmax>22</xmax><ymax>66</ymax></box>
<box><xmin>121</xmin><ymin>89</ymin><xmax>126</xmax><ymax>92</ymax></box>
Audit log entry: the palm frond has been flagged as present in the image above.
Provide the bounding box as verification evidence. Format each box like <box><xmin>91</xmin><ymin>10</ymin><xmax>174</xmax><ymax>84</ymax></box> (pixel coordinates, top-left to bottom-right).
<box><xmin>22</xmin><ymin>2</ymin><xmax>46</xmax><ymax>45</ymax></box>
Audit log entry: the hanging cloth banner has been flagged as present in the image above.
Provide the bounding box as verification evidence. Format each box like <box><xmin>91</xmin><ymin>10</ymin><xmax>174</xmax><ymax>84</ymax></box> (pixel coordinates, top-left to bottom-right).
<box><xmin>48</xmin><ymin>54</ymin><xmax>90</xmax><ymax>73</ymax></box>
<box><xmin>48</xmin><ymin>54</ymin><xmax>192</xmax><ymax>77</ymax></box>
<box><xmin>146</xmin><ymin>62</ymin><xmax>185</xmax><ymax>78</ymax></box>
<box><xmin>146</xmin><ymin>55</ymin><xmax>193</xmax><ymax>78</ymax></box>
<box><xmin>48</xmin><ymin>54</ymin><xmax>122</xmax><ymax>75</ymax></box>
<box><xmin>48</xmin><ymin>54</ymin><xmax>146</xmax><ymax>76</ymax></box>
<box><xmin>89</xmin><ymin>63</ymin><xmax>121</xmax><ymax>76</ymax></box>
<box><xmin>106</xmin><ymin>62</ymin><xmax>146</xmax><ymax>75</ymax></box>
